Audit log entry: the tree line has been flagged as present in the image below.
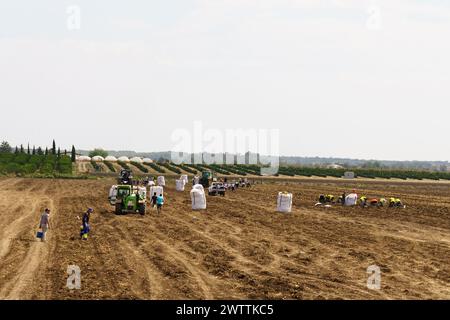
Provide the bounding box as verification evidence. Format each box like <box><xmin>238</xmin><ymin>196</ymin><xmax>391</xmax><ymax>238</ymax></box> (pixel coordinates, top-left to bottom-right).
<box><xmin>0</xmin><ymin>139</ymin><xmax>78</xmax><ymax>176</ymax></box>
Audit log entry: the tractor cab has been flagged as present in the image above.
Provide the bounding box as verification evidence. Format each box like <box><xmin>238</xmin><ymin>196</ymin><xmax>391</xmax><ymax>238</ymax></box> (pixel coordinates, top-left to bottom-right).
<box><xmin>200</xmin><ymin>170</ymin><xmax>213</xmax><ymax>188</ymax></box>
<box><xmin>118</xmin><ymin>169</ymin><xmax>133</xmax><ymax>185</ymax></box>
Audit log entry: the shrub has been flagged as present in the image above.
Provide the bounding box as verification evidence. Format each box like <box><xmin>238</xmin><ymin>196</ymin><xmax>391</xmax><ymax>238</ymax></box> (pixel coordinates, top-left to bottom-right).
<box><xmin>159</xmin><ymin>162</ymin><xmax>181</xmax><ymax>174</ymax></box>
<box><xmin>90</xmin><ymin>160</ymin><xmax>102</xmax><ymax>172</ymax></box>
<box><xmin>131</xmin><ymin>162</ymin><xmax>149</xmax><ymax>173</ymax></box>
<box><xmin>89</xmin><ymin>148</ymin><xmax>108</xmax><ymax>158</ymax></box>
<box><xmin>117</xmin><ymin>161</ymin><xmax>131</xmax><ymax>170</ymax></box>
<box><xmin>171</xmin><ymin>163</ymin><xmax>198</xmax><ymax>174</ymax></box>
<box><xmin>104</xmin><ymin>161</ymin><xmax>116</xmax><ymax>173</ymax></box>
<box><xmin>144</xmin><ymin>162</ymin><xmax>166</xmax><ymax>173</ymax></box>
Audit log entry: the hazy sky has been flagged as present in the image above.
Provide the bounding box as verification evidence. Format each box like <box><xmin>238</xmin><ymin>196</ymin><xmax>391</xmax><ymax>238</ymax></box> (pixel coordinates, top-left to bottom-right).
<box><xmin>1</xmin><ymin>0</ymin><xmax>449</xmax><ymax>161</ymax></box>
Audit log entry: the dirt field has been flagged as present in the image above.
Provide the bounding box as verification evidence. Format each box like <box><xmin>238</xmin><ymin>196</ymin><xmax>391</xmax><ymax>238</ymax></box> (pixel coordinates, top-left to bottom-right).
<box><xmin>0</xmin><ymin>177</ymin><xmax>449</xmax><ymax>300</ymax></box>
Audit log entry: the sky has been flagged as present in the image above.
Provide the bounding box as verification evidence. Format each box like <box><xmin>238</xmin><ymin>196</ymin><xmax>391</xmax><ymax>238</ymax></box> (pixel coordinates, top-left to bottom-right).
<box><xmin>1</xmin><ymin>0</ymin><xmax>449</xmax><ymax>161</ymax></box>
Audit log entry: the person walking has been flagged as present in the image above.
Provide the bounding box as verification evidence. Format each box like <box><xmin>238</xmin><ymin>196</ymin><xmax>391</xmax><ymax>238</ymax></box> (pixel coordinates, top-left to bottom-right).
<box><xmin>156</xmin><ymin>194</ymin><xmax>164</xmax><ymax>214</ymax></box>
<box><xmin>151</xmin><ymin>192</ymin><xmax>157</xmax><ymax>209</ymax></box>
<box><xmin>79</xmin><ymin>208</ymin><xmax>93</xmax><ymax>240</ymax></box>
<box><xmin>38</xmin><ymin>208</ymin><xmax>51</xmax><ymax>242</ymax></box>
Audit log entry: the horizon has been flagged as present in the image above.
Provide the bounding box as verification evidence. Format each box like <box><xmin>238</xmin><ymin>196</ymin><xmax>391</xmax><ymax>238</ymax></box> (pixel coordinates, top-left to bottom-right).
<box><xmin>3</xmin><ymin>140</ymin><xmax>449</xmax><ymax>163</ymax></box>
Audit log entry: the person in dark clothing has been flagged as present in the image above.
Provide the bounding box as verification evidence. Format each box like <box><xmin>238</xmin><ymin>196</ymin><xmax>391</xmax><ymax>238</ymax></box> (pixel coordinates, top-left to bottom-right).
<box><xmin>341</xmin><ymin>192</ymin><xmax>346</xmax><ymax>205</ymax></box>
<box><xmin>79</xmin><ymin>208</ymin><xmax>93</xmax><ymax>240</ymax></box>
<box><xmin>151</xmin><ymin>192</ymin><xmax>157</xmax><ymax>208</ymax></box>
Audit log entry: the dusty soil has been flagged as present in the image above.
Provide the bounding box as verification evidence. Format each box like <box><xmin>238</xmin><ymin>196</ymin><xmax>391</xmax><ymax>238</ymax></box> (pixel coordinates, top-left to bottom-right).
<box><xmin>0</xmin><ymin>177</ymin><xmax>449</xmax><ymax>300</ymax></box>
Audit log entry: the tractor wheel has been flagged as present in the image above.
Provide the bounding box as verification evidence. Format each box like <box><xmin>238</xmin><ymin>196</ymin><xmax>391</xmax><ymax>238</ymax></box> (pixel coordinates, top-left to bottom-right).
<box><xmin>138</xmin><ymin>204</ymin><xmax>146</xmax><ymax>215</ymax></box>
<box><xmin>115</xmin><ymin>203</ymin><xmax>122</xmax><ymax>215</ymax></box>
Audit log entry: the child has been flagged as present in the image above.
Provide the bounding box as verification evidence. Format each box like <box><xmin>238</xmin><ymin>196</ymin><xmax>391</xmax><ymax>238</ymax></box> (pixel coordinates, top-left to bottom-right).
<box><xmin>156</xmin><ymin>194</ymin><xmax>164</xmax><ymax>214</ymax></box>
<box><xmin>151</xmin><ymin>192</ymin><xmax>157</xmax><ymax>208</ymax></box>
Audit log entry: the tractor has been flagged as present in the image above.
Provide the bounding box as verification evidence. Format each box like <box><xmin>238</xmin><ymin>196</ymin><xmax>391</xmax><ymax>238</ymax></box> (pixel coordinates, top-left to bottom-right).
<box><xmin>199</xmin><ymin>170</ymin><xmax>214</xmax><ymax>188</ymax></box>
<box><xmin>108</xmin><ymin>185</ymin><xmax>146</xmax><ymax>215</ymax></box>
<box><xmin>117</xmin><ymin>169</ymin><xmax>133</xmax><ymax>185</ymax></box>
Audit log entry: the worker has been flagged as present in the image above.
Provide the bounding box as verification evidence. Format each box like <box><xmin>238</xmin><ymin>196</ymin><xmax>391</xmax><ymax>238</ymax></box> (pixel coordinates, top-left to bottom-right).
<box><xmin>79</xmin><ymin>208</ymin><xmax>93</xmax><ymax>240</ymax></box>
<box><xmin>395</xmin><ymin>198</ymin><xmax>403</xmax><ymax>207</ymax></box>
<box><xmin>389</xmin><ymin>197</ymin><xmax>397</xmax><ymax>207</ymax></box>
<box><xmin>318</xmin><ymin>194</ymin><xmax>326</xmax><ymax>204</ymax></box>
<box><xmin>325</xmin><ymin>195</ymin><xmax>335</xmax><ymax>203</ymax></box>
<box><xmin>379</xmin><ymin>198</ymin><xmax>387</xmax><ymax>207</ymax></box>
<box><xmin>360</xmin><ymin>196</ymin><xmax>367</xmax><ymax>207</ymax></box>
<box><xmin>369</xmin><ymin>198</ymin><xmax>379</xmax><ymax>207</ymax></box>
<box><xmin>156</xmin><ymin>194</ymin><xmax>164</xmax><ymax>214</ymax></box>
<box><xmin>339</xmin><ymin>192</ymin><xmax>346</xmax><ymax>205</ymax></box>
<box><xmin>151</xmin><ymin>192</ymin><xmax>157</xmax><ymax>208</ymax></box>
<box><xmin>38</xmin><ymin>208</ymin><xmax>51</xmax><ymax>242</ymax></box>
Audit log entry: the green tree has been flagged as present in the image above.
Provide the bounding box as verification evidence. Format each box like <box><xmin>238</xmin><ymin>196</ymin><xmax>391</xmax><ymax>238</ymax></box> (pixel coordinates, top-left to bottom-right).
<box><xmin>20</xmin><ymin>144</ymin><xmax>24</xmax><ymax>153</ymax></box>
<box><xmin>89</xmin><ymin>148</ymin><xmax>108</xmax><ymax>158</ymax></box>
<box><xmin>71</xmin><ymin>145</ymin><xmax>76</xmax><ymax>162</ymax></box>
<box><xmin>27</xmin><ymin>143</ymin><xmax>30</xmax><ymax>155</ymax></box>
<box><xmin>32</xmin><ymin>146</ymin><xmax>36</xmax><ymax>155</ymax></box>
<box><xmin>37</xmin><ymin>147</ymin><xmax>43</xmax><ymax>155</ymax></box>
<box><xmin>57</xmin><ymin>147</ymin><xmax>61</xmax><ymax>157</ymax></box>
<box><xmin>45</xmin><ymin>147</ymin><xmax>48</xmax><ymax>155</ymax></box>
<box><xmin>14</xmin><ymin>146</ymin><xmax>19</xmax><ymax>154</ymax></box>
<box><xmin>0</xmin><ymin>141</ymin><xmax>12</xmax><ymax>153</ymax></box>
<box><xmin>52</xmin><ymin>139</ymin><xmax>56</xmax><ymax>155</ymax></box>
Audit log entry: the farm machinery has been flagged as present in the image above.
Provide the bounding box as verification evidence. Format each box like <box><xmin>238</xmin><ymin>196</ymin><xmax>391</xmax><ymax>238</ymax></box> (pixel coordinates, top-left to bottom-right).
<box><xmin>208</xmin><ymin>182</ymin><xmax>226</xmax><ymax>196</ymax></box>
<box><xmin>199</xmin><ymin>170</ymin><xmax>214</xmax><ymax>188</ymax></box>
<box><xmin>108</xmin><ymin>184</ymin><xmax>147</xmax><ymax>215</ymax></box>
<box><xmin>117</xmin><ymin>169</ymin><xmax>133</xmax><ymax>185</ymax></box>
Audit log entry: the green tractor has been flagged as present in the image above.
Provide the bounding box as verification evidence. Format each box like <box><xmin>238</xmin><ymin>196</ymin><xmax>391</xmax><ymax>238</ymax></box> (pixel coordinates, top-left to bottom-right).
<box><xmin>108</xmin><ymin>185</ymin><xmax>146</xmax><ymax>215</ymax></box>
<box><xmin>199</xmin><ymin>170</ymin><xmax>214</xmax><ymax>188</ymax></box>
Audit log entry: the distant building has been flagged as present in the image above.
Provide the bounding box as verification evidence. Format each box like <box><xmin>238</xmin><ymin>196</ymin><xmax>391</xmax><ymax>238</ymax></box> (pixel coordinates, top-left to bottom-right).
<box><xmin>327</xmin><ymin>163</ymin><xmax>344</xmax><ymax>169</ymax></box>
<box><xmin>343</xmin><ymin>172</ymin><xmax>355</xmax><ymax>179</ymax></box>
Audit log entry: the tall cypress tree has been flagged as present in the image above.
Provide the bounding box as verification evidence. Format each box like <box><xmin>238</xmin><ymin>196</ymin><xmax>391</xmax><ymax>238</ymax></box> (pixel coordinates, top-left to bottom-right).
<box><xmin>20</xmin><ymin>144</ymin><xmax>24</xmax><ymax>153</ymax></box>
<box><xmin>14</xmin><ymin>146</ymin><xmax>19</xmax><ymax>154</ymax></box>
<box><xmin>71</xmin><ymin>145</ymin><xmax>76</xmax><ymax>162</ymax></box>
<box><xmin>57</xmin><ymin>147</ymin><xmax>61</xmax><ymax>157</ymax></box>
<box><xmin>27</xmin><ymin>143</ymin><xmax>30</xmax><ymax>155</ymax></box>
<box><xmin>32</xmin><ymin>146</ymin><xmax>36</xmax><ymax>155</ymax></box>
<box><xmin>45</xmin><ymin>147</ymin><xmax>48</xmax><ymax>155</ymax></box>
<box><xmin>37</xmin><ymin>147</ymin><xmax>43</xmax><ymax>155</ymax></box>
<box><xmin>52</xmin><ymin>140</ymin><xmax>56</xmax><ymax>155</ymax></box>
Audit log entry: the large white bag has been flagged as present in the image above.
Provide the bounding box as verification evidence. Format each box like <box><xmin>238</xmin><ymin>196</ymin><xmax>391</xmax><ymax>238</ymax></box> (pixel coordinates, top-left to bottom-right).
<box><xmin>150</xmin><ymin>186</ymin><xmax>164</xmax><ymax>198</ymax></box>
<box><xmin>191</xmin><ymin>185</ymin><xmax>206</xmax><ymax>210</ymax></box>
<box><xmin>193</xmin><ymin>176</ymin><xmax>199</xmax><ymax>185</ymax></box>
<box><xmin>193</xmin><ymin>184</ymin><xmax>204</xmax><ymax>192</ymax></box>
<box><xmin>175</xmin><ymin>179</ymin><xmax>185</xmax><ymax>191</ymax></box>
<box><xmin>157</xmin><ymin>176</ymin><xmax>165</xmax><ymax>186</ymax></box>
<box><xmin>345</xmin><ymin>193</ymin><xmax>358</xmax><ymax>206</ymax></box>
<box><xmin>277</xmin><ymin>192</ymin><xmax>293</xmax><ymax>213</ymax></box>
